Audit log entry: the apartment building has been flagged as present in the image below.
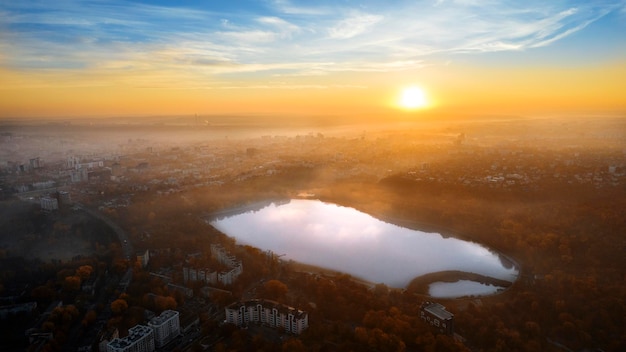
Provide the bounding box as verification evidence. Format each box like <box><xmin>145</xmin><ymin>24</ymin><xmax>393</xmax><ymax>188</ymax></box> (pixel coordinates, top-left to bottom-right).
<box><xmin>107</xmin><ymin>310</ymin><xmax>180</xmax><ymax>352</ymax></box>
<box><xmin>225</xmin><ymin>299</ymin><xmax>309</xmax><ymax>335</ymax></box>
<box><xmin>148</xmin><ymin>310</ymin><xmax>180</xmax><ymax>348</ymax></box>
<box><xmin>107</xmin><ymin>325</ymin><xmax>154</xmax><ymax>352</ymax></box>
<box><xmin>420</xmin><ymin>301</ymin><xmax>454</xmax><ymax>335</ymax></box>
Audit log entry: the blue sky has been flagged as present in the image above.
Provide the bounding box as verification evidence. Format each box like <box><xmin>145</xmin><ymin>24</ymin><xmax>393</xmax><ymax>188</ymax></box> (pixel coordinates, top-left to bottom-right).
<box><xmin>2</xmin><ymin>0</ymin><xmax>624</xmax><ymax>74</ymax></box>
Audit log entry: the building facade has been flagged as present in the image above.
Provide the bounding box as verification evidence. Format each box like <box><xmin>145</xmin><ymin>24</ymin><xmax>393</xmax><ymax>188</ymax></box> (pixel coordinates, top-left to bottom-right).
<box><xmin>420</xmin><ymin>302</ymin><xmax>454</xmax><ymax>335</ymax></box>
<box><xmin>183</xmin><ymin>244</ymin><xmax>243</xmax><ymax>286</ymax></box>
<box><xmin>40</xmin><ymin>196</ymin><xmax>58</xmax><ymax>211</ymax></box>
<box><xmin>148</xmin><ymin>310</ymin><xmax>180</xmax><ymax>348</ymax></box>
<box><xmin>225</xmin><ymin>299</ymin><xmax>309</xmax><ymax>335</ymax></box>
<box><xmin>107</xmin><ymin>325</ymin><xmax>155</xmax><ymax>352</ymax></box>
<box><xmin>136</xmin><ymin>249</ymin><xmax>150</xmax><ymax>268</ymax></box>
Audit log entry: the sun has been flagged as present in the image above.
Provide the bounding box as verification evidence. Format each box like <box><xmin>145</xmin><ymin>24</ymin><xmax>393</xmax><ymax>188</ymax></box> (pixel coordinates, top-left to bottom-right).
<box><xmin>399</xmin><ymin>86</ymin><xmax>428</xmax><ymax>109</ymax></box>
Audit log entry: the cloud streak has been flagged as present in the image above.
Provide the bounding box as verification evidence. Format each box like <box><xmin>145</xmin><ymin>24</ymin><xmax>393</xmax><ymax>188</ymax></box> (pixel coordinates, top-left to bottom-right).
<box><xmin>0</xmin><ymin>0</ymin><xmax>623</xmax><ymax>84</ymax></box>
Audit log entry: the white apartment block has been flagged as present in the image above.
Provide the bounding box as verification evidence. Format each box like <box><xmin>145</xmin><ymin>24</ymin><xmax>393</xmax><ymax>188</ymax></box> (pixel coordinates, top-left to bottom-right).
<box><xmin>107</xmin><ymin>325</ymin><xmax>155</xmax><ymax>352</ymax></box>
<box><xmin>218</xmin><ymin>262</ymin><xmax>243</xmax><ymax>285</ymax></box>
<box><xmin>40</xmin><ymin>196</ymin><xmax>59</xmax><ymax>211</ymax></box>
<box><xmin>225</xmin><ymin>299</ymin><xmax>309</xmax><ymax>335</ymax></box>
<box><xmin>136</xmin><ymin>249</ymin><xmax>150</xmax><ymax>269</ymax></box>
<box><xmin>70</xmin><ymin>168</ymin><xmax>89</xmax><ymax>183</ymax></box>
<box><xmin>148</xmin><ymin>310</ymin><xmax>180</xmax><ymax>348</ymax></box>
<box><xmin>210</xmin><ymin>244</ymin><xmax>239</xmax><ymax>268</ymax></box>
<box><xmin>183</xmin><ymin>244</ymin><xmax>243</xmax><ymax>286</ymax></box>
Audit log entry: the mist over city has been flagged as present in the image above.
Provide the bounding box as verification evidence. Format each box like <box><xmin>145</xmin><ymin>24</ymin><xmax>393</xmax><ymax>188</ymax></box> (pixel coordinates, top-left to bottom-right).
<box><xmin>1</xmin><ymin>1</ymin><xmax>625</xmax><ymax>351</ymax></box>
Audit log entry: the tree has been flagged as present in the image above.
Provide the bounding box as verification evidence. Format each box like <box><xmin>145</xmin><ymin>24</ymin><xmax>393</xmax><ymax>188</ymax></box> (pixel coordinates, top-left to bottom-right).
<box><xmin>282</xmin><ymin>338</ymin><xmax>306</xmax><ymax>352</ymax></box>
<box><xmin>82</xmin><ymin>309</ymin><xmax>97</xmax><ymax>327</ymax></box>
<box><xmin>264</xmin><ymin>279</ymin><xmax>288</xmax><ymax>300</ymax></box>
<box><xmin>63</xmin><ymin>275</ymin><xmax>81</xmax><ymax>292</ymax></box>
<box><xmin>76</xmin><ymin>265</ymin><xmax>93</xmax><ymax>280</ymax></box>
<box><xmin>111</xmin><ymin>299</ymin><xmax>128</xmax><ymax>315</ymax></box>
<box><xmin>154</xmin><ymin>295</ymin><xmax>177</xmax><ymax>312</ymax></box>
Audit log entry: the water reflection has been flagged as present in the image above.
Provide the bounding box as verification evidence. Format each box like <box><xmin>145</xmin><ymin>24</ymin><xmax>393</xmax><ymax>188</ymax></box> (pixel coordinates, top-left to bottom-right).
<box><xmin>429</xmin><ymin>280</ymin><xmax>504</xmax><ymax>298</ymax></box>
<box><xmin>210</xmin><ymin>199</ymin><xmax>518</xmax><ymax>293</ymax></box>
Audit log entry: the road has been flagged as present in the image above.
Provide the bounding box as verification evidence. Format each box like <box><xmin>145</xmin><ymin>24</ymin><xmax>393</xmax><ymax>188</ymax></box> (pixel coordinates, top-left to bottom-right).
<box><xmin>74</xmin><ymin>203</ymin><xmax>134</xmax><ymax>260</ymax></box>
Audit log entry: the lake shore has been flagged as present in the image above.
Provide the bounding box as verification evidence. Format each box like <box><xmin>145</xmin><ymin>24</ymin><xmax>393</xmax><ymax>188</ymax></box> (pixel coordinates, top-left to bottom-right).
<box><xmin>286</xmin><ymin>260</ymin><xmax>378</xmax><ymax>288</ymax></box>
<box><xmin>208</xmin><ymin>198</ymin><xmax>520</xmax><ymax>296</ymax></box>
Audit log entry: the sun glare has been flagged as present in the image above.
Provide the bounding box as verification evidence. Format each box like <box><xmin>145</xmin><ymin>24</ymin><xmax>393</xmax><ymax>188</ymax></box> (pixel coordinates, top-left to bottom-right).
<box><xmin>400</xmin><ymin>86</ymin><xmax>428</xmax><ymax>109</ymax></box>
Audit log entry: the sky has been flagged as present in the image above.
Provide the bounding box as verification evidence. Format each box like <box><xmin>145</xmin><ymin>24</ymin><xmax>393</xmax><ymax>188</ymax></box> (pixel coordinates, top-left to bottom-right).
<box><xmin>0</xmin><ymin>0</ymin><xmax>625</xmax><ymax>119</ymax></box>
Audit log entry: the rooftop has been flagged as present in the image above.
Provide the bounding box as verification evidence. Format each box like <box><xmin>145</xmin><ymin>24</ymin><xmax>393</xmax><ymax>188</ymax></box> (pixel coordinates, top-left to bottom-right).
<box><xmin>149</xmin><ymin>309</ymin><xmax>179</xmax><ymax>326</ymax></box>
<box><xmin>228</xmin><ymin>299</ymin><xmax>308</xmax><ymax>319</ymax></box>
<box><xmin>422</xmin><ymin>302</ymin><xmax>454</xmax><ymax>320</ymax></box>
<box><xmin>108</xmin><ymin>325</ymin><xmax>152</xmax><ymax>348</ymax></box>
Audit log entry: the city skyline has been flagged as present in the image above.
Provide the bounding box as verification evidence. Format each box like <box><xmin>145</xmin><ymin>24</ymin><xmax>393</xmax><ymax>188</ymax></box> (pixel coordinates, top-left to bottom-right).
<box><xmin>1</xmin><ymin>0</ymin><xmax>624</xmax><ymax>118</ymax></box>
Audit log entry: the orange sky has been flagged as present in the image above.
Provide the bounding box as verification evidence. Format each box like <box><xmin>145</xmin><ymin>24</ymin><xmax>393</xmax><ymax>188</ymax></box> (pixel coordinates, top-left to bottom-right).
<box><xmin>1</xmin><ymin>61</ymin><xmax>623</xmax><ymax>119</ymax></box>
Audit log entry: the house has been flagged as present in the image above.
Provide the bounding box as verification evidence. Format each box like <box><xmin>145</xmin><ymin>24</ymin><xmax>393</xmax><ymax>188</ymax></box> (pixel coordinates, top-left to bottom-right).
<box><xmin>420</xmin><ymin>302</ymin><xmax>454</xmax><ymax>335</ymax></box>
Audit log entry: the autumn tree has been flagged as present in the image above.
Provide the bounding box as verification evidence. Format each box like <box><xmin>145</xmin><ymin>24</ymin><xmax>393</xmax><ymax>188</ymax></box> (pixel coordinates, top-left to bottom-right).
<box><xmin>111</xmin><ymin>299</ymin><xmax>128</xmax><ymax>315</ymax></box>
<box><xmin>282</xmin><ymin>338</ymin><xmax>306</xmax><ymax>352</ymax></box>
<box><xmin>264</xmin><ymin>279</ymin><xmax>288</xmax><ymax>300</ymax></box>
<box><xmin>154</xmin><ymin>295</ymin><xmax>177</xmax><ymax>312</ymax></box>
<box><xmin>63</xmin><ymin>275</ymin><xmax>81</xmax><ymax>292</ymax></box>
<box><xmin>75</xmin><ymin>265</ymin><xmax>93</xmax><ymax>280</ymax></box>
<box><xmin>82</xmin><ymin>309</ymin><xmax>97</xmax><ymax>327</ymax></box>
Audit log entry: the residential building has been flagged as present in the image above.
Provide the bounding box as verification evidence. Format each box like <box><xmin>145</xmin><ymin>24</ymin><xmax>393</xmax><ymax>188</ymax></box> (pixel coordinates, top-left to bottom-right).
<box><xmin>420</xmin><ymin>302</ymin><xmax>454</xmax><ymax>335</ymax></box>
<box><xmin>183</xmin><ymin>244</ymin><xmax>243</xmax><ymax>286</ymax></box>
<box><xmin>70</xmin><ymin>168</ymin><xmax>89</xmax><ymax>183</ymax></box>
<box><xmin>30</xmin><ymin>157</ymin><xmax>42</xmax><ymax>169</ymax></box>
<box><xmin>136</xmin><ymin>249</ymin><xmax>150</xmax><ymax>268</ymax></box>
<box><xmin>107</xmin><ymin>325</ymin><xmax>155</xmax><ymax>352</ymax></box>
<box><xmin>57</xmin><ymin>191</ymin><xmax>71</xmax><ymax>206</ymax></box>
<box><xmin>97</xmin><ymin>328</ymin><xmax>119</xmax><ymax>352</ymax></box>
<box><xmin>225</xmin><ymin>299</ymin><xmax>309</xmax><ymax>335</ymax></box>
<box><xmin>40</xmin><ymin>196</ymin><xmax>58</xmax><ymax>211</ymax></box>
<box><xmin>210</xmin><ymin>244</ymin><xmax>239</xmax><ymax>267</ymax></box>
<box><xmin>148</xmin><ymin>310</ymin><xmax>180</xmax><ymax>348</ymax></box>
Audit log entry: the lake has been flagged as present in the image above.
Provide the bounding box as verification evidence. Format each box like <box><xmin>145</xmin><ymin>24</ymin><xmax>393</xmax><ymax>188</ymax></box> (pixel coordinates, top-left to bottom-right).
<box><xmin>210</xmin><ymin>199</ymin><xmax>518</xmax><ymax>297</ymax></box>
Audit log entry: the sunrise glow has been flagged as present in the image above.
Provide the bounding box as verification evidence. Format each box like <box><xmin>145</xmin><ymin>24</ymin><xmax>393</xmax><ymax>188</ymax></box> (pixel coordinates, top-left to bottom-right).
<box><xmin>400</xmin><ymin>87</ymin><xmax>428</xmax><ymax>110</ymax></box>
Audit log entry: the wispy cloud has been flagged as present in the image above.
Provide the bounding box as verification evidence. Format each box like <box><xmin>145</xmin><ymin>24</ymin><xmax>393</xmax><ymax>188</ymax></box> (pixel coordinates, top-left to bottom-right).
<box><xmin>0</xmin><ymin>0</ymin><xmax>623</xmax><ymax>85</ymax></box>
<box><xmin>270</xmin><ymin>0</ymin><xmax>329</xmax><ymax>15</ymax></box>
<box><xmin>328</xmin><ymin>13</ymin><xmax>383</xmax><ymax>39</ymax></box>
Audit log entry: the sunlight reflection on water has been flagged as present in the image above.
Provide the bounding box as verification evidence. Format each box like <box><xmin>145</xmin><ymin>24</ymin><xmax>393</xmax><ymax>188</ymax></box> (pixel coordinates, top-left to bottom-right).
<box><xmin>210</xmin><ymin>199</ymin><xmax>518</xmax><ymax>294</ymax></box>
<box><xmin>429</xmin><ymin>280</ymin><xmax>504</xmax><ymax>298</ymax></box>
